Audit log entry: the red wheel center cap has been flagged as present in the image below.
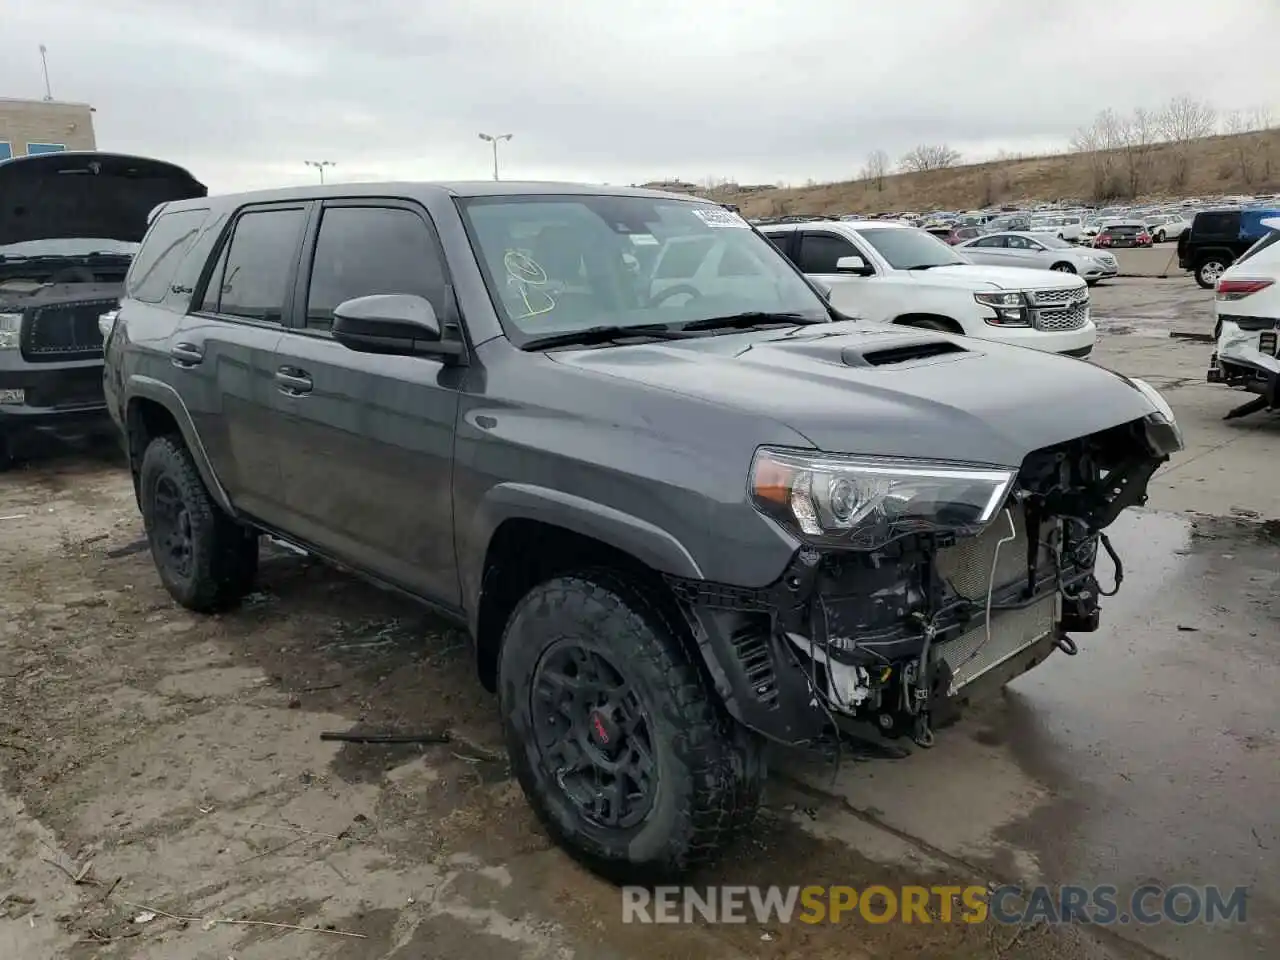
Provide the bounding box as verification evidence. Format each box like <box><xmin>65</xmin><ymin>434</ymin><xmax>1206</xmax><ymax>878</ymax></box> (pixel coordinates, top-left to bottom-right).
<box><xmin>590</xmin><ymin>711</ymin><xmax>613</xmax><ymax>746</ymax></box>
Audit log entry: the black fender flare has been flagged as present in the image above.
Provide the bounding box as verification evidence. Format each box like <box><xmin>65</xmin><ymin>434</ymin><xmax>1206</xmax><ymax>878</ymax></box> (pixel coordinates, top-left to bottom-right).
<box><xmin>461</xmin><ymin>481</ymin><xmax>703</xmax><ymax>629</ymax></box>
<box><xmin>124</xmin><ymin>375</ymin><xmax>235</xmax><ymax>516</ymax></box>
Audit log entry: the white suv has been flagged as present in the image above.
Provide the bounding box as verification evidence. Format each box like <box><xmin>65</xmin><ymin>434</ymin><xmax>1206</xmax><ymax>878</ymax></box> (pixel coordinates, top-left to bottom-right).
<box><xmin>759</xmin><ymin>220</ymin><xmax>1097</xmax><ymax>357</ymax></box>
<box><xmin>1207</xmin><ymin>217</ymin><xmax>1280</xmax><ymax>415</ymax></box>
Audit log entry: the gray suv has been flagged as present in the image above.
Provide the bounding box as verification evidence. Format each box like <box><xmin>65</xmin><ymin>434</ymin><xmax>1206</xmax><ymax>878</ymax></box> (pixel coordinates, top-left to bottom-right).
<box><xmin>103</xmin><ymin>182</ymin><xmax>1182</xmax><ymax>880</ymax></box>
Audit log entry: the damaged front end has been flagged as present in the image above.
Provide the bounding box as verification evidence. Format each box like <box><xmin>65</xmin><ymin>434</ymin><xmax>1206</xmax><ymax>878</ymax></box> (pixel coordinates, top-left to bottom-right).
<box><xmin>669</xmin><ymin>406</ymin><xmax>1182</xmax><ymax>750</ymax></box>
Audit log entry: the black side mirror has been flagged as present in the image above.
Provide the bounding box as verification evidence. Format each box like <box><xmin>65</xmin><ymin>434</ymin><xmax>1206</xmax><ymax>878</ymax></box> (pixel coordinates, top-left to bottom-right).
<box><xmin>331</xmin><ymin>294</ymin><xmax>462</xmax><ymax>358</ymax></box>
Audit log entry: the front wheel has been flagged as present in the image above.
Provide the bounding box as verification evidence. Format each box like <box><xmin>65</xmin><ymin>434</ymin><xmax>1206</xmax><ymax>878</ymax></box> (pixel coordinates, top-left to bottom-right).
<box><xmin>1154</xmin><ymin>230</ymin><xmax>1166</xmax><ymax>243</ymax></box>
<box><xmin>1051</xmin><ymin>262</ymin><xmax>1076</xmax><ymax>274</ymax></box>
<box><xmin>139</xmin><ymin>435</ymin><xmax>259</xmax><ymax>612</ymax></box>
<box><xmin>498</xmin><ymin>572</ymin><xmax>763</xmax><ymax>883</ymax></box>
<box><xmin>1196</xmin><ymin>258</ymin><xmax>1228</xmax><ymax>289</ymax></box>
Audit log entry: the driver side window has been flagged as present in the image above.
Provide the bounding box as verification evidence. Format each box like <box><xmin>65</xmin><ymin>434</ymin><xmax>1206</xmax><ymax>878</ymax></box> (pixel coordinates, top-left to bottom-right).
<box><xmin>797</xmin><ymin>232</ymin><xmax>860</xmax><ymax>273</ymax></box>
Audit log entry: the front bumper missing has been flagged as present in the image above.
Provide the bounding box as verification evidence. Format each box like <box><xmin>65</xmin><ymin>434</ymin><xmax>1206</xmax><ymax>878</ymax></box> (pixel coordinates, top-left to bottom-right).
<box><xmin>670</xmin><ymin>508</ymin><xmax>1096</xmax><ymax>747</ymax></box>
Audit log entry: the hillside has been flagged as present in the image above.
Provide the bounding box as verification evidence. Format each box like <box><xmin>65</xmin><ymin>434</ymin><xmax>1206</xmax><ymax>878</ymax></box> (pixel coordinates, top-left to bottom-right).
<box><xmin>706</xmin><ymin>127</ymin><xmax>1280</xmax><ymax>218</ymax></box>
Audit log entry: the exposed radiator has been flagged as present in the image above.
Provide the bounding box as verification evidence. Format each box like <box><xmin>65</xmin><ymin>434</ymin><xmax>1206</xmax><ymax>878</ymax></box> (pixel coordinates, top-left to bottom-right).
<box><xmin>938</xmin><ymin>595</ymin><xmax>1058</xmax><ymax>695</ymax></box>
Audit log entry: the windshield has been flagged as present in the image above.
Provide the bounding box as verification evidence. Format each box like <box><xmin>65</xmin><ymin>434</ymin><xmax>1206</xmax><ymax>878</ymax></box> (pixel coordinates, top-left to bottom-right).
<box><xmin>1106</xmin><ymin>225</ymin><xmax>1141</xmax><ymax>235</ymax></box>
<box><xmin>0</xmin><ymin>237</ymin><xmax>138</xmax><ymax>259</ymax></box>
<box><xmin>855</xmin><ymin>227</ymin><xmax>966</xmax><ymax>269</ymax></box>
<box><xmin>459</xmin><ymin>196</ymin><xmax>828</xmax><ymax>343</ymax></box>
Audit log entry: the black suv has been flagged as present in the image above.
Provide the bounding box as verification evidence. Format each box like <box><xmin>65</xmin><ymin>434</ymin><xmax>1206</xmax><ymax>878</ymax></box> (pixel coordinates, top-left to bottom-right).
<box><xmin>104</xmin><ymin>182</ymin><xmax>1181</xmax><ymax>879</ymax></box>
<box><xmin>1179</xmin><ymin>207</ymin><xmax>1280</xmax><ymax>288</ymax></box>
<box><xmin>0</xmin><ymin>152</ymin><xmax>206</xmax><ymax>465</ymax></box>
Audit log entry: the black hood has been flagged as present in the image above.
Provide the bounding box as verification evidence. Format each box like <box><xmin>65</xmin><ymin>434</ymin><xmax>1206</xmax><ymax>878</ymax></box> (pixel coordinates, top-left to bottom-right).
<box><xmin>0</xmin><ymin>151</ymin><xmax>207</xmax><ymax>247</ymax></box>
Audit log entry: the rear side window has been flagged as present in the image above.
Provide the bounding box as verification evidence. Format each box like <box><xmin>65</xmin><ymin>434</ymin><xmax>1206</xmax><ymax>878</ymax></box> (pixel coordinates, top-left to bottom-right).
<box><xmin>126</xmin><ymin>208</ymin><xmax>209</xmax><ymax>303</ymax></box>
<box><xmin>1193</xmin><ymin>212</ymin><xmax>1238</xmax><ymax>238</ymax></box>
<box><xmin>304</xmin><ymin>206</ymin><xmax>449</xmax><ymax>331</ymax></box>
<box><xmin>203</xmin><ymin>208</ymin><xmax>306</xmax><ymax>323</ymax></box>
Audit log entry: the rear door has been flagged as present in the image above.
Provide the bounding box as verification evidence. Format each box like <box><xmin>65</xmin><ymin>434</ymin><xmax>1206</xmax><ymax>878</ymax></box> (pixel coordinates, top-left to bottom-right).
<box><xmin>175</xmin><ymin>202</ymin><xmax>309</xmax><ymax>525</ymax></box>
<box><xmin>960</xmin><ymin>234</ymin><xmax>1009</xmax><ymax>266</ymax></box>
<box><xmin>271</xmin><ymin>200</ymin><xmax>465</xmax><ymax>606</ymax></box>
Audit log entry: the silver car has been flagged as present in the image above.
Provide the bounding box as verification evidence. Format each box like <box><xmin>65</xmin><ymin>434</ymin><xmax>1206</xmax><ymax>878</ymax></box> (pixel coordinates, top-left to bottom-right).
<box><xmin>957</xmin><ymin>231</ymin><xmax>1119</xmax><ymax>286</ymax></box>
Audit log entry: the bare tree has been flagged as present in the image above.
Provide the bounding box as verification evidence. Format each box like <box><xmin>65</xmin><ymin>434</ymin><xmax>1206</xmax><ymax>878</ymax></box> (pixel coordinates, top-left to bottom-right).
<box><xmin>861</xmin><ymin>149</ymin><xmax>890</xmax><ymax>191</ymax></box>
<box><xmin>1159</xmin><ymin>96</ymin><xmax>1217</xmax><ymax>188</ymax></box>
<box><xmin>898</xmin><ymin>144</ymin><xmax>961</xmax><ymax>173</ymax></box>
<box><xmin>1222</xmin><ymin>108</ymin><xmax>1273</xmax><ymax>184</ymax></box>
<box><xmin>1115</xmin><ymin>107</ymin><xmax>1159</xmax><ymax>197</ymax></box>
<box><xmin>1071</xmin><ymin>109</ymin><xmax>1125</xmax><ymax>200</ymax></box>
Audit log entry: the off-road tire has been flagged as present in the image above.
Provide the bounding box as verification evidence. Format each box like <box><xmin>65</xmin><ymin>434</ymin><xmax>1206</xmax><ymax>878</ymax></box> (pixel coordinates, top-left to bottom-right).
<box><xmin>498</xmin><ymin>571</ymin><xmax>764</xmax><ymax>884</ymax></box>
<box><xmin>139</xmin><ymin>435</ymin><xmax>258</xmax><ymax>613</ymax></box>
<box><xmin>1195</xmin><ymin>257</ymin><xmax>1228</xmax><ymax>289</ymax></box>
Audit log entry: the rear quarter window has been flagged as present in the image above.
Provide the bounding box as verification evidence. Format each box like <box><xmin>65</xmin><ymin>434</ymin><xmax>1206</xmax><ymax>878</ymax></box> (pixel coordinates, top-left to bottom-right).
<box><xmin>126</xmin><ymin>208</ymin><xmax>210</xmax><ymax>303</ymax></box>
<box><xmin>1192</xmin><ymin>212</ymin><xmax>1239</xmax><ymax>239</ymax></box>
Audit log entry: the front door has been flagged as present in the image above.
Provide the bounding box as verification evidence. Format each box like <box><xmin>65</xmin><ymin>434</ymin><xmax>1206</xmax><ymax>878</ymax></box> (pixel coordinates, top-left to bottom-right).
<box><xmin>272</xmin><ymin>200</ymin><xmax>464</xmax><ymax>607</ymax></box>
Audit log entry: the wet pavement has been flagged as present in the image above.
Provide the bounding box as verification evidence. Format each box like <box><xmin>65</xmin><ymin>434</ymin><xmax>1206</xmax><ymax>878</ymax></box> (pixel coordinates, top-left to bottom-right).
<box><xmin>787</xmin><ymin>508</ymin><xmax>1279</xmax><ymax>959</ymax></box>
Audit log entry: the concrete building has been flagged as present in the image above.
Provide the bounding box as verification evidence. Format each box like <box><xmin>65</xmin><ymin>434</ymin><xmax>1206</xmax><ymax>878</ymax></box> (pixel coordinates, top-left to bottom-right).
<box><xmin>0</xmin><ymin>97</ymin><xmax>96</xmax><ymax>161</ymax></box>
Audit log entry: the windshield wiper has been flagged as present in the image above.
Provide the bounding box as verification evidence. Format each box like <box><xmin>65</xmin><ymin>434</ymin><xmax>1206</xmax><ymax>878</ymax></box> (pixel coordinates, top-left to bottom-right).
<box><xmin>676</xmin><ymin>311</ymin><xmax>822</xmax><ymax>333</ymax></box>
<box><xmin>521</xmin><ymin>323</ymin><xmax>693</xmax><ymax>351</ymax></box>
<box><xmin>903</xmin><ymin>263</ymin><xmax>957</xmax><ymax>271</ymax></box>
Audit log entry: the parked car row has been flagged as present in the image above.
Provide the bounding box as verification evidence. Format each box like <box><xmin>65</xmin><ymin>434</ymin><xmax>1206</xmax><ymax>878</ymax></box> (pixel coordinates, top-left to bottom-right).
<box><xmin>3</xmin><ymin>149</ymin><xmax>1185</xmax><ymax>883</ymax></box>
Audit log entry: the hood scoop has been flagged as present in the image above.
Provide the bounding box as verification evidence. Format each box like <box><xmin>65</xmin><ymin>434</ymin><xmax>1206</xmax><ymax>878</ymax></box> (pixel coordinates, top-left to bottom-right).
<box><xmin>842</xmin><ymin>335</ymin><xmax>970</xmax><ymax>368</ymax></box>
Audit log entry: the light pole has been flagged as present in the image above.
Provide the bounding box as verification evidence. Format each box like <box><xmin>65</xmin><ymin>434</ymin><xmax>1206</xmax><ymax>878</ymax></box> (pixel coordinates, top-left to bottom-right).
<box><xmin>38</xmin><ymin>44</ymin><xmax>53</xmax><ymax>101</ymax></box>
<box><xmin>304</xmin><ymin>160</ymin><xmax>336</xmax><ymax>184</ymax></box>
<box><xmin>478</xmin><ymin>133</ymin><xmax>512</xmax><ymax>181</ymax></box>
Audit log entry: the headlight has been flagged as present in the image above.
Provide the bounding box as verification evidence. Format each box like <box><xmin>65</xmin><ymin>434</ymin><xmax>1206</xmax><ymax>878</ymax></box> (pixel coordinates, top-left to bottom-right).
<box><xmin>974</xmin><ymin>291</ymin><xmax>1030</xmax><ymax>326</ymax></box>
<box><xmin>0</xmin><ymin>312</ymin><xmax>21</xmax><ymax>350</ymax></box>
<box><xmin>1128</xmin><ymin>376</ymin><xmax>1176</xmax><ymax>424</ymax></box>
<box><xmin>749</xmin><ymin>447</ymin><xmax>1016</xmax><ymax>550</ymax></box>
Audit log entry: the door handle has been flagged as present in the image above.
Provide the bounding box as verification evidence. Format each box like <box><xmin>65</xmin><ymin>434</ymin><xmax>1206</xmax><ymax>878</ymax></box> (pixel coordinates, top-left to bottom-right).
<box><xmin>275</xmin><ymin>367</ymin><xmax>313</xmax><ymax>396</ymax></box>
<box><xmin>170</xmin><ymin>342</ymin><xmax>203</xmax><ymax>367</ymax></box>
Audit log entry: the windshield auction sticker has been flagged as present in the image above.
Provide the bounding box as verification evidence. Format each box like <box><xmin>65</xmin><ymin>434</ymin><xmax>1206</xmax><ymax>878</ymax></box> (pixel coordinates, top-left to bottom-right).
<box><xmin>691</xmin><ymin>206</ymin><xmax>750</xmax><ymax>228</ymax></box>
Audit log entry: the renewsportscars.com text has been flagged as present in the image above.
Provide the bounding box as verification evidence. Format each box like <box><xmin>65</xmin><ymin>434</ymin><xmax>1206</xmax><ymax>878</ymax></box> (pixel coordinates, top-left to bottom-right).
<box><xmin>621</xmin><ymin>884</ymin><xmax>1248</xmax><ymax>926</ymax></box>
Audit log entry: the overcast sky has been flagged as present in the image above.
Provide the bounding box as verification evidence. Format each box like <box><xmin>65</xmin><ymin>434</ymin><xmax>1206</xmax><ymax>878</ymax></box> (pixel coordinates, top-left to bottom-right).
<box><xmin>4</xmin><ymin>0</ymin><xmax>1279</xmax><ymax>192</ymax></box>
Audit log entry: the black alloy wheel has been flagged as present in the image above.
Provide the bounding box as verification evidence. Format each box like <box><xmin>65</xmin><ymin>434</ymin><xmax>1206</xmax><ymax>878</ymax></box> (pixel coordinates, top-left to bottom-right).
<box><xmin>151</xmin><ymin>475</ymin><xmax>195</xmax><ymax>581</ymax></box>
<box><xmin>530</xmin><ymin>641</ymin><xmax>657</xmax><ymax>830</ymax></box>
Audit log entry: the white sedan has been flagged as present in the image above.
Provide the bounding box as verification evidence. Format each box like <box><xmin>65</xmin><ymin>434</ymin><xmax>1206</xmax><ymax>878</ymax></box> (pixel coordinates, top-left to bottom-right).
<box><xmin>957</xmin><ymin>231</ymin><xmax>1119</xmax><ymax>286</ymax></box>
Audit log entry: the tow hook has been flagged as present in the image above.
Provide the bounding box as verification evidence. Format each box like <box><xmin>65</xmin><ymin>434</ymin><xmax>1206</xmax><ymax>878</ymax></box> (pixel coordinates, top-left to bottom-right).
<box><xmin>912</xmin><ymin>711</ymin><xmax>935</xmax><ymax>748</ymax></box>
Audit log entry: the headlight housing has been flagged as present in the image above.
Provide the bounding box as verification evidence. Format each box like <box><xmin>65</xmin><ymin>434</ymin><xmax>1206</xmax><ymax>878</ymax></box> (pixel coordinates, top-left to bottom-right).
<box><xmin>974</xmin><ymin>291</ymin><xmax>1030</xmax><ymax>326</ymax></box>
<box><xmin>749</xmin><ymin>447</ymin><xmax>1016</xmax><ymax>550</ymax></box>
<box><xmin>0</xmin><ymin>312</ymin><xmax>21</xmax><ymax>350</ymax></box>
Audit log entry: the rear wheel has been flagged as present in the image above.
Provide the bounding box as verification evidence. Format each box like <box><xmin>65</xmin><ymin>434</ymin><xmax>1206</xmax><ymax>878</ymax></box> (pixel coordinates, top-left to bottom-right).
<box><xmin>498</xmin><ymin>571</ymin><xmax>763</xmax><ymax>883</ymax></box>
<box><xmin>1051</xmin><ymin>262</ymin><xmax>1076</xmax><ymax>274</ymax></box>
<box><xmin>1196</xmin><ymin>258</ymin><xmax>1228</xmax><ymax>289</ymax></box>
<box><xmin>139</xmin><ymin>435</ymin><xmax>259</xmax><ymax>612</ymax></box>
<box><xmin>1154</xmin><ymin>229</ymin><xmax>1166</xmax><ymax>243</ymax></box>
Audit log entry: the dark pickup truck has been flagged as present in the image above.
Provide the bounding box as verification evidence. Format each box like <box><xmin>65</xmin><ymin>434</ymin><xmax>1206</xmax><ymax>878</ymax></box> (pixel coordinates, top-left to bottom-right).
<box><xmin>103</xmin><ymin>182</ymin><xmax>1182</xmax><ymax>881</ymax></box>
<box><xmin>0</xmin><ymin>151</ymin><xmax>206</xmax><ymax>466</ymax></box>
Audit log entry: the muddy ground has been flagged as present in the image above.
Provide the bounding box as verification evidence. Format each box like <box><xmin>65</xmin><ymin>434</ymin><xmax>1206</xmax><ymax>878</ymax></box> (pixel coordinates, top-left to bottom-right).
<box><xmin>2</xmin><ymin>276</ymin><xmax>1276</xmax><ymax>959</ymax></box>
